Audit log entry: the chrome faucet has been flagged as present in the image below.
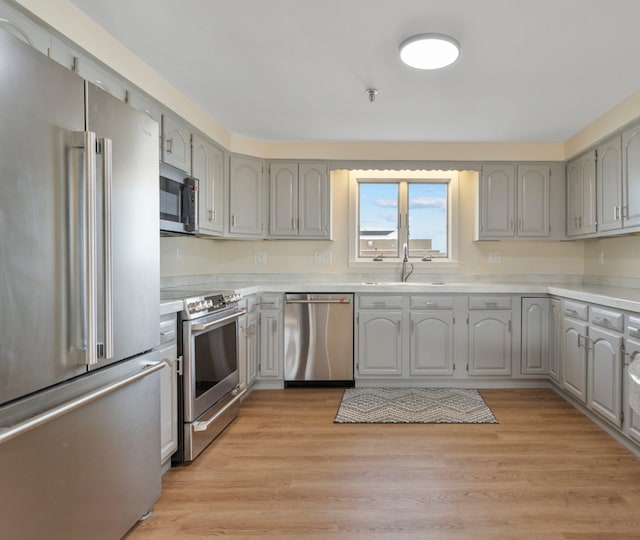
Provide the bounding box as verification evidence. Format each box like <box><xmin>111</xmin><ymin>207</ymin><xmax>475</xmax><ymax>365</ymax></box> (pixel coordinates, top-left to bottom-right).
<box><xmin>401</xmin><ymin>243</ymin><xmax>414</xmax><ymax>282</ymax></box>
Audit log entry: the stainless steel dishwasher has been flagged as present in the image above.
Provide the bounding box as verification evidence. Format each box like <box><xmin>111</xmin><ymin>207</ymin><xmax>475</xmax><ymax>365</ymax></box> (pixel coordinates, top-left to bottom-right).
<box><xmin>284</xmin><ymin>293</ymin><xmax>354</xmax><ymax>386</ymax></box>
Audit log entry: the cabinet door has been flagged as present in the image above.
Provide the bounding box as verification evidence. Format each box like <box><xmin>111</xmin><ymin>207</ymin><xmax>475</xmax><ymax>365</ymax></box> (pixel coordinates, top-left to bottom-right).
<box><xmin>566</xmin><ymin>152</ymin><xmax>596</xmax><ymax>236</ymax></box>
<box><xmin>597</xmin><ymin>136</ymin><xmax>623</xmax><ymax>233</ymax></box>
<box><xmin>468</xmin><ymin>311</ymin><xmax>512</xmax><ymax>375</ymax></box>
<box><xmin>357</xmin><ymin>311</ymin><xmax>403</xmax><ymax>376</ymax></box>
<box><xmin>479</xmin><ymin>164</ymin><xmax>515</xmax><ymax>238</ymax></box>
<box><xmin>269</xmin><ymin>162</ymin><xmax>298</xmax><ymax>236</ymax></box>
<box><xmin>562</xmin><ymin>318</ymin><xmax>588</xmax><ymax>403</ymax></box>
<box><xmin>624</xmin><ymin>337</ymin><xmax>640</xmax><ymax>445</ymax></box>
<box><xmin>521</xmin><ymin>298</ymin><xmax>549</xmax><ymax>375</ymax></box>
<box><xmin>193</xmin><ymin>135</ymin><xmax>225</xmax><ymax>235</ymax></box>
<box><xmin>549</xmin><ymin>299</ymin><xmax>562</xmax><ymax>383</ymax></box>
<box><xmin>299</xmin><ymin>163</ymin><xmax>330</xmax><ymax>238</ymax></box>
<box><xmin>229</xmin><ymin>156</ymin><xmax>264</xmax><ymax>236</ymax></box>
<box><xmin>410</xmin><ymin>312</ymin><xmax>454</xmax><ymax>376</ymax></box>
<box><xmin>566</xmin><ymin>159</ymin><xmax>582</xmax><ymax>237</ymax></box>
<box><xmin>517</xmin><ymin>165</ymin><xmax>549</xmax><ymax>237</ymax></box>
<box><xmin>158</xmin><ymin>346</ymin><xmax>178</xmax><ymax>465</ymax></box>
<box><xmin>579</xmin><ymin>152</ymin><xmax>597</xmax><ymax>234</ymax></box>
<box><xmin>622</xmin><ymin>123</ymin><xmax>640</xmax><ymax>228</ymax></box>
<box><xmin>0</xmin><ymin>3</ymin><xmax>52</xmax><ymax>57</ymax></box>
<box><xmin>127</xmin><ymin>89</ymin><xmax>162</xmax><ymax>154</ymax></box>
<box><xmin>587</xmin><ymin>326</ymin><xmax>623</xmax><ymax>428</ymax></box>
<box><xmin>73</xmin><ymin>53</ymin><xmax>126</xmax><ymax>101</ymax></box>
<box><xmin>162</xmin><ymin>113</ymin><xmax>191</xmax><ymax>173</ymax></box>
<box><xmin>246</xmin><ymin>313</ymin><xmax>258</xmax><ymax>386</ymax></box>
<box><xmin>259</xmin><ymin>311</ymin><xmax>282</xmax><ymax>379</ymax></box>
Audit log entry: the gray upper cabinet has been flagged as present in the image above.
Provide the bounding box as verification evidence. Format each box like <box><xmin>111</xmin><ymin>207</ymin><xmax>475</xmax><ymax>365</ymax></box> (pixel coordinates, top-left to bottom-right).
<box><xmin>229</xmin><ymin>155</ymin><xmax>265</xmax><ymax>237</ymax></box>
<box><xmin>192</xmin><ymin>134</ymin><xmax>225</xmax><ymax>236</ymax></box>
<box><xmin>269</xmin><ymin>162</ymin><xmax>298</xmax><ymax>237</ymax></box>
<box><xmin>622</xmin><ymin>122</ymin><xmax>640</xmax><ymax>229</ymax></box>
<box><xmin>517</xmin><ymin>164</ymin><xmax>550</xmax><ymax>237</ymax></box>
<box><xmin>478</xmin><ymin>163</ymin><xmax>551</xmax><ymax>239</ymax></box>
<box><xmin>596</xmin><ymin>136</ymin><xmax>623</xmax><ymax>233</ymax></box>
<box><xmin>126</xmin><ymin>89</ymin><xmax>162</xmax><ymax>154</ymax></box>
<box><xmin>269</xmin><ymin>162</ymin><xmax>330</xmax><ymax>239</ymax></box>
<box><xmin>162</xmin><ymin>113</ymin><xmax>191</xmax><ymax>173</ymax></box>
<box><xmin>0</xmin><ymin>3</ymin><xmax>52</xmax><ymax>57</ymax></box>
<box><xmin>566</xmin><ymin>150</ymin><xmax>597</xmax><ymax>237</ymax></box>
<box><xmin>479</xmin><ymin>164</ymin><xmax>515</xmax><ymax>238</ymax></box>
<box><xmin>72</xmin><ymin>52</ymin><xmax>126</xmax><ymax>101</ymax></box>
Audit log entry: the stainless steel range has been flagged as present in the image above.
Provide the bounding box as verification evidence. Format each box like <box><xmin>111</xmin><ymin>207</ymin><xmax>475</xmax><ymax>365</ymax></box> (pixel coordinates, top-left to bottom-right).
<box><xmin>169</xmin><ymin>290</ymin><xmax>246</xmax><ymax>464</ymax></box>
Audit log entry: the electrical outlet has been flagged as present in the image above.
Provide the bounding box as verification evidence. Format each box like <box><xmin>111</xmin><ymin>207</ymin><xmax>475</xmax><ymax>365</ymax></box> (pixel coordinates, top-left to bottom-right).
<box><xmin>253</xmin><ymin>251</ymin><xmax>267</xmax><ymax>264</ymax></box>
<box><xmin>314</xmin><ymin>251</ymin><xmax>332</xmax><ymax>264</ymax></box>
<box><xmin>598</xmin><ymin>251</ymin><xmax>605</xmax><ymax>265</ymax></box>
<box><xmin>488</xmin><ymin>251</ymin><xmax>502</xmax><ymax>264</ymax></box>
<box><xmin>176</xmin><ymin>247</ymin><xmax>183</xmax><ymax>263</ymax></box>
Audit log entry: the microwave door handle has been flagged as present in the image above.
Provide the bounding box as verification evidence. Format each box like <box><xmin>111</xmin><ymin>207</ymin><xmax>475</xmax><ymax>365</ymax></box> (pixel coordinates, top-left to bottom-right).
<box><xmin>101</xmin><ymin>137</ymin><xmax>114</xmax><ymax>360</ymax></box>
<box><xmin>183</xmin><ymin>177</ymin><xmax>197</xmax><ymax>232</ymax></box>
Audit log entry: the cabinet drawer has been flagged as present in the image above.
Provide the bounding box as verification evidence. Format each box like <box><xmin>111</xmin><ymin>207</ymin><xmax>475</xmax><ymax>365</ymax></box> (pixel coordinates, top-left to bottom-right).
<box><xmin>358</xmin><ymin>295</ymin><xmax>403</xmax><ymax>309</ymax></box>
<box><xmin>159</xmin><ymin>313</ymin><xmax>178</xmax><ymax>344</ymax></box>
<box><xmin>626</xmin><ymin>315</ymin><xmax>640</xmax><ymax>338</ymax></box>
<box><xmin>239</xmin><ymin>295</ymin><xmax>258</xmax><ymax>313</ymax></box>
<box><xmin>563</xmin><ymin>300</ymin><xmax>588</xmax><ymax>321</ymax></box>
<box><xmin>468</xmin><ymin>296</ymin><xmax>512</xmax><ymax>310</ymax></box>
<box><xmin>410</xmin><ymin>296</ymin><xmax>454</xmax><ymax>310</ymax></box>
<box><xmin>589</xmin><ymin>307</ymin><xmax>623</xmax><ymax>332</ymax></box>
<box><xmin>260</xmin><ymin>293</ymin><xmax>282</xmax><ymax>310</ymax></box>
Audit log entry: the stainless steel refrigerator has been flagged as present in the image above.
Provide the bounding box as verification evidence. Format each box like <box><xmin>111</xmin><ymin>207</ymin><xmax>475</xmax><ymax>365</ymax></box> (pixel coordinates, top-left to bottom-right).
<box><xmin>0</xmin><ymin>29</ymin><xmax>162</xmax><ymax>539</ymax></box>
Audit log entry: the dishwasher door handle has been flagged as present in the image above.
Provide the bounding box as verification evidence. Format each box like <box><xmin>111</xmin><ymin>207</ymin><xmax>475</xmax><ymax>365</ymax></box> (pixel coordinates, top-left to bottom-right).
<box><xmin>286</xmin><ymin>299</ymin><xmax>352</xmax><ymax>305</ymax></box>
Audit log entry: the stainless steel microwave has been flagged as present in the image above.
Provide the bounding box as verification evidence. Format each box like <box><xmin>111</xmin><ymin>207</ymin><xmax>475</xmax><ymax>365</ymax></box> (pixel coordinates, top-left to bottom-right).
<box><xmin>160</xmin><ymin>162</ymin><xmax>198</xmax><ymax>235</ymax></box>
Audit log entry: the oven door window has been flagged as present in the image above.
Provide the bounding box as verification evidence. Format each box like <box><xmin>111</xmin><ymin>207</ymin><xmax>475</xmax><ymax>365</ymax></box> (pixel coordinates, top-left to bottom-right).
<box><xmin>193</xmin><ymin>322</ymin><xmax>238</xmax><ymax>397</ymax></box>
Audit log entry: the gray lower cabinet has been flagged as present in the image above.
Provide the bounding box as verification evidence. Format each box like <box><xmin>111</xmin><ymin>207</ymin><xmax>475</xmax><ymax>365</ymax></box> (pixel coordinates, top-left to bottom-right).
<box><xmin>467</xmin><ymin>296</ymin><xmax>513</xmax><ymax>376</ymax></box>
<box><xmin>259</xmin><ymin>294</ymin><xmax>283</xmax><ymax>379</ymax></box>
<box><xmin>158</xmin><ymin>313</ymin><xmax>178</xmax><ymax>472</ymax></box>
<box><xmin>246</xmin><ymin>313</ymin><xmax>258</xmax><ymax>385</ymax></box>
<box><xmin>624</xmin><ymin>332</ymin><xmax>640</xmax><ymax>445</ymax></box>
<box><xmin>521</xmin><ymin>297</ymin><xmax>550</xmax><ymax>375</ymax></box>
<box><xmin>562</xmin><ymin>315</ymin><xmax>588</xmax><ymax>403</ymax></box>
<box><xmin>588</xmin><ymin>325</ymin><xmax>623</xmax><ymax>428</ymax></box>
<box><xmin>357</xmin><ymin>310</ymin><xmax>403</xmax><ymax>377</ymax></box>
<box><xmin>409</xmin><ymin>311</ymin><xmax>454</xmax><ymax>376</ymax></box>
<box><xmin>549</xmin><ymin>298</ymin><xmax>562</xmax><ymax>383</ymax></box>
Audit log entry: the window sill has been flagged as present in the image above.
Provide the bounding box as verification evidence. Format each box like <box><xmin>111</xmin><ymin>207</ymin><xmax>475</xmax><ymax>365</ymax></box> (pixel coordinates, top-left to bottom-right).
<box><xmin>348</xmin><ymin>259</ymin><xmax>461</xmax><ymax>270</ymax></box>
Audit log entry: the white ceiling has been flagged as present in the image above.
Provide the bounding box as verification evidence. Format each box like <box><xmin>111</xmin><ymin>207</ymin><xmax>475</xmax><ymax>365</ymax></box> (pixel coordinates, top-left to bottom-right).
<box><xmin>70</xmin><ymin>0</ymin><xmax>640</xmax><ymax>144</ymax></box>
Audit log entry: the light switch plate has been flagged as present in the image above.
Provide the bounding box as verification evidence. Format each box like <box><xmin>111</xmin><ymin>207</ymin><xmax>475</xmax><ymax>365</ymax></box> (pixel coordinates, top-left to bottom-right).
<box><xmin>254</xmin><ymin>251</ymin><xmax>267</xmax><ymax>264</ymax></box>
<box><xmin>314</xmin><ymin>251</ymin><xmax>331</xmax><ymax>264</ymax></box>
<box><xmin>488</xmin><ymin>251</ymin><xmax>502</xmax><ymax>264</ymax></box>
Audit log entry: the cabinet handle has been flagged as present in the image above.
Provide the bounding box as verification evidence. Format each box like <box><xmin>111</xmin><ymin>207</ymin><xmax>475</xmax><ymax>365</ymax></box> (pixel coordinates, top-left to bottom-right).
<box><xmin>373</xmin><ymin>301</ymin><xmax>386</xmax><ymax>307</ymax></box>
<box><xmin>622</xmin><ymin>206</ymin><xmax>628</xmax><ymax>218</ymax></box>
<box><xmin>628</xmin><ymin>326</ymin><xmax>640</xmax><ymax>338</ymax></box>
<box><xmin>165</xmin><ymin>137</ymin><xmax>173</xmax><ymax>154</ymax></box>
<box><xmin>425</xmin><ymin>302</ymin><xmax>438</xmax><ymax>308</ymax></box>
<box><xmin>508</xmin><ymin>320</ymin><xmax>512</xmax><ymax>333</ymax></box>
<box><xmin>614</xmin><ymin>206</ymin><xmax>620</xmax><ymax>220</ymax></box>
<box><xmin>518</xmin><ymin>218</ymin><xmax>523</xmax><ymax>231</ymax></box>
<box><xmin>565</xmin><ymin>308</ymin><xmax>578</xmax><ymax>316</ymax></box>
<box><xmin>578</xmin><ymin>335</ymin><xmax>583</xmax><ymax>348</ymax></box>
<box><xmin>231</xmin><ymin>214</ymin><xmax>236</xmax><ymax>227</ymax></box>
<box><xmin>485</xmin><ymin>302</ymin><xmax>498</xmax><ymax>308</ymax></box>
<box><xmin>208</xmin><ymin>210</ymin><xmax>213</xmax><ymax>220</ymax></box>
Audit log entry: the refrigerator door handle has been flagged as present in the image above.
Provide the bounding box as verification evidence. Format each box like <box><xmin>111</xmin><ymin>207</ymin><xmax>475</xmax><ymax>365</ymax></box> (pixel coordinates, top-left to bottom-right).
<box><xmin>70</xmin><ymin>131</ymin><xmax>98</xmax><ymax>366</ymax></box>
<box><xmin>84</xmin><ymin>131</ymin><xmax>99</xmax><ymax>365</ymax></box>
<box><xmin>101</xmin><ymin>137</ymin><xmax>114</xmax><ymax>360</ymax></box>
<box><xmin>0</xmin><ymin>362</ymin><xmax>164</xmax><ymax>446</ymax></box>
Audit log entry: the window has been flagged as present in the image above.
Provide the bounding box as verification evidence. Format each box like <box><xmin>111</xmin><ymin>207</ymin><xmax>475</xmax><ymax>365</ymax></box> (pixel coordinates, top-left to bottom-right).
<box><xmin>349</xmin><ymin>170</ymin><xmax>458</xmax><ymax>267</ymax></box>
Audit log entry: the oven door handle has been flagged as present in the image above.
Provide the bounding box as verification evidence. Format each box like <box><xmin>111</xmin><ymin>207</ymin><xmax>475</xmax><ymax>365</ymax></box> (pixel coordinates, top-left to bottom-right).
<box><xmin>192</xmin><ymin>387</ymin><xmax>246</xmax><ymax>432</ymax></box>
<box><xmin>190</xmin><ymin>309</ymin><xmax>246</xmax><ymax>332</ymax></box>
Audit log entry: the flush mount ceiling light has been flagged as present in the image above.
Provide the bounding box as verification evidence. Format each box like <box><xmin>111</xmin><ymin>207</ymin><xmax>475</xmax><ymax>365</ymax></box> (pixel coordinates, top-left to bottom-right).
<box><xmin>399</xmin><ymin>33</ymin><xmax>460</xmax><ymax>70</ymax></box>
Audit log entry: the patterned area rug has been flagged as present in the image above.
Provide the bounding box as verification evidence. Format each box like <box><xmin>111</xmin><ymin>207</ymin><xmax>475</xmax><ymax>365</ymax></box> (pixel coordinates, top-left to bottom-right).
<box><xmin>334</xmin><ymin>388</ymin><xmax>498</xmax><ymax>424</ymax></box>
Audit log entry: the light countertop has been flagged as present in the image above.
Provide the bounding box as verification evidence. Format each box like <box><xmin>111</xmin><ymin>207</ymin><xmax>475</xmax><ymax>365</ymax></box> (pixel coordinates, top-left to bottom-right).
<box><xmin>160</xmin><ymin>280</ymin><xmax>640</xmax><ymax>314</ymax></box>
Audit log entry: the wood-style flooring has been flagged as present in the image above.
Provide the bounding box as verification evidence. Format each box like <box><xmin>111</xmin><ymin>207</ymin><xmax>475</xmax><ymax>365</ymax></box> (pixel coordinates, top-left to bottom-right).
<box><xmin>126</xmin><ymin>388</ymin><xmax>640</xmax><ymax>539</ymax></box>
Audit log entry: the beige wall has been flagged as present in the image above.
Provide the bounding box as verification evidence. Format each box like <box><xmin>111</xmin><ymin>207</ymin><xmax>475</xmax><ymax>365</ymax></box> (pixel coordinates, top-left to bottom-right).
<box><xmin>161</xmin><ymin>170</ymin><xmax>586</xmax><ymax>279</ymax></box>
<box><xmin>583</xmin><ymin>236</ymin><xmax>640</xmax><ymax>278</ymax></box>
<box><xmin>17</xmin><ymin>0</ymin><xmax>635</xmax><ymax>281</ymax></box>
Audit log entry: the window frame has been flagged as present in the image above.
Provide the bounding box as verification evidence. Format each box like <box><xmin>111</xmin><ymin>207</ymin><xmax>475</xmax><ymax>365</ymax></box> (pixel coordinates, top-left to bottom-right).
<box><xmin>348</xmin><ymin>170</ymin><xmax>459</xmax><ymax>269</ymax></box>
